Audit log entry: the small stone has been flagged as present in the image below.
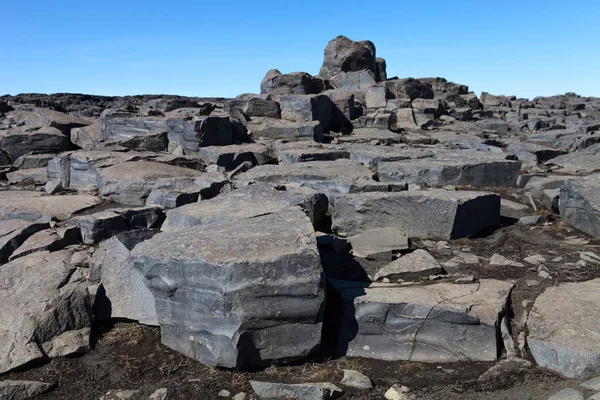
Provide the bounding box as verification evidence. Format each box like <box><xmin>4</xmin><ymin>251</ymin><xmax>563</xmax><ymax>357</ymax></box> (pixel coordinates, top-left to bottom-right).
<box><xmin>564</xmin><ymin>237</ymin><xmax>589</xmax><ymax>245</ymax></box>
<box><xmin>517</xmin><ymin>331</ymin><xmax>528</xmax><ymax>357</ymax></box>
<box><xmin>44</xmin><ymin>180</ymin><xmax>62</xmax><ymax>194</ymax></box>
<box><xmin>341</xmin><ymin>369</ymin><xmax>372</xmax><ymax>390</ymax></box>
<box><xmin>526</xmin><ymin>280</ymin><xmax>540</xmax><ymax>287</ymax></box>
<box><xmin>551</xmin><ymin>257</ymin><xmax>564</xmax><ymax>262</ymax></box>
<box><xmin>581</xmin><ymin>377</ymin><xmax>600</xmax><ymax>391</ymax></box>
<box><xmin>385</xmin><ymin>384</ymin><xmax>416</xmax><ymax>400</ymax></box>
<box><xmin>522</xmin><ymin>300</ymin><xmax>532</xmax><ymax>308</ymax></box>
<box><xmin>547</xmin><ymin>388</ymin><xmax>584</xmax><ymax>400</ymax></box>
<box><xmin>382</xmin><ymin>278</ymin><xmax>391</xmax><ymax>283</ymax></box>
<box><xmin>518</xmin><ymin>215</ymin><xmax>547</xmax><ymax>226</ymax></box>
<box><xmin>218</xmin><ymin>389</ymin><xmax>231</xmax><ymax>397</ymax></box>
<box><xmin>490</xmin><ymin>253</ymin><xmax>524</xmax><ymax>267</ymax></box>
<box><xmin>538</xmin><ymin>269</ymin><xmax>551</xmax><ymax>280</ymax></box>
<box><xmin>525</xmin><ymin>254</ymin><xmax>546</xmax><ymax>265</ymax></box>
<box><xmin>149</xmin><ymin>388</ymin><xmax>168</xmax><ymax>400</ymax></box>
<box><xmin>576</xmin><ymin>260</ymin><xmax>588</xmax><ymax>268</ymax></box>
<box><xmin>232</xmin><ymin>393</ymin><xmax>247</xmax><ymax>400</ymax></box>
<box><xmin>100</xmin><ymin>390</ymin><xmax>141</xmax><ymax>400</ymax></box>
<box><xmin>580</xmin><ymin>252</ymin><xmax>600</xmax><ymax>265</ymax></box>
<box><xmin>501</xmin><ymin>317</ymin><xmax>517</xmax><ymax>359</ymax></box>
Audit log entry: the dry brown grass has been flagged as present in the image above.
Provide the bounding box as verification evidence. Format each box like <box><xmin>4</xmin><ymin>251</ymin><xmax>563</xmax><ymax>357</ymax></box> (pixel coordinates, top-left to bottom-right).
<box><xmin>99</xmin><ymin>323</ymin><xmax>145</xmax><ymax>346</ymax></box>
<box><xmin>397</xmin><ymin>361</ymin><xmax>425</xmax><ymax>375</ymax></box>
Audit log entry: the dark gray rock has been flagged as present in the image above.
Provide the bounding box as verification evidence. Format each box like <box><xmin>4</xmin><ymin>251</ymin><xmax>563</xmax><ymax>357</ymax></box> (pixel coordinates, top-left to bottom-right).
<box><xmin>131</xmin><ymin>208</ymin><xmax>325</xmax><ymax>369</ymax></box>
<box><xmin>320</xmin><ymin>35</ymin><xmax>376</xmax><ymax>80</ymax></box>
<box><xmin>247</xmin><ymin>118</ymin><xmax>324</xmax><ymax>142</ymax></box>
<box><xmin>260</xmin><ymin>70</ymin><xmax>324</xmax><ymax>95</ymax></box>
<box><xmin>250</xmin><ymin>381</ymin><xmax>343</xmax><ymax>400</ymax></box>
<box><xmin>0</xmin><ymin>128</ymin><xmax>71</xmax><ymax>160</ymax></box>
<box><xmin>331</xmin><ymin>189</ymin><xmax>500</xmax><ymax>239</ymax></box>
<box><xmin>0</xmin><ymin>250</ymin><xmax>92</xmax><ymax>374</ymax></box>
<box><xmin>330</xmin><ymin>279</ymin><xmax>513</xmax><ymax>362</ymax></box>
<box><xmin>279</xmin><ymin>94</ymin><xmax>333</xmax><ymax>133</ymax></box>
<box><xmin>383</xmin><ymin>79</ymin><xmax>434</xmax><ymax>101</ymax></box>
<box><xmin>0</xmin><ymin>219</ymin><xmax>50</xmax><ymax>264</ymax></box>
<box><xmin>196</xmin><ymin>143</ymin><xmax>275</xmax><ymax>170</ymax></box>
<box><xmin>329</xmin><ymin>70</ymin><xmax>378</xmax><ymax>91</ymax></box>
<box><xmin>226</xmin><ymin>98</ymin><xmax>281</xmax><ymax>118</ymax></box>
<box><xmin>13</xmin><ymin>154</ymin><xmax>55</xmax><ymax>169</ymax></box>
<box><xmin>0</xmin><ymin>380</ymin><xmax>56</xmax><ymax>400</ymax></box>
<box><xmin>559</xmin><ymin>174</ymin><xmax>600</xmax><ymax>238</ymax></box>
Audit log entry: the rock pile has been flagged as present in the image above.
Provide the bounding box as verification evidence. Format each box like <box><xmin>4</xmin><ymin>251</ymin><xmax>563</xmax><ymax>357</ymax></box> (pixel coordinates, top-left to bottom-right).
<box><xmin>2</xmin><ymin>35</ymin><xmax>600</xmax><ymax>397</ymax></box>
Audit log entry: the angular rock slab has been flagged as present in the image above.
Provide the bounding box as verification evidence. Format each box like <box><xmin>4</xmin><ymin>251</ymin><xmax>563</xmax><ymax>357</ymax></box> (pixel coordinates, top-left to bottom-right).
<box><xmin>560</xmin><ymin>174</ymin><xmax>600</xmax><ymax>238</ymax></box>
<box><xmin>527</xmin><ymin>279</ymin><xmax>600</xmax><ymax>379</ymax></box>
<box><xmin>331</xmin><ymin>189</ymin><xmax>500</xmax><ymax>238</ymax></box>
<box><xmin>250</xmin><ymin>381</ymin><xmax>343</xmax><ymax>400</ymax></box>
<box><xmin>132</xmin><ymin>208</ymin><xmax>325</xmax><ymax>369</ymax></box>
<box><xmin>378</xmin><ymin>156</ymin><xmax>521</xmax><ymax>187</ymax></box>
<box><xmin>0</xmin><ymin>250</ymin><xmax>92</xmax><ymax>373</ymax></box>
<box><xmin>162</xmin><ymin>183</ymin><xmax>329</xmax><ymax>232</ymax></box>
<box><xmin>330</xmin><ymin>279</ymin><xmax>514</xmax><ymax>362</ymax></box>
<box><xmin>0</xmin><ymin>380</ymin><xmax>56</xmax><ymax>400</ymax></box>
<box><xmin>0</xmin><ymin>191</ymin><xmax>100</xmax><ymax>221</ymax></box>
<box><xmin>0</xmin><ymin>219</ymin><xmax>49</xmax><ymax>264</ymax></box>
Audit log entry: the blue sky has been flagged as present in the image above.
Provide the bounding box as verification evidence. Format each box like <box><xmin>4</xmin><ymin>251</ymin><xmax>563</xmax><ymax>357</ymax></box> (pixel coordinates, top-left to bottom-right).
<box><xmin>1</xmin><ymin>1</ymin><xmax>599</xmax><ymax>99</ymax></box>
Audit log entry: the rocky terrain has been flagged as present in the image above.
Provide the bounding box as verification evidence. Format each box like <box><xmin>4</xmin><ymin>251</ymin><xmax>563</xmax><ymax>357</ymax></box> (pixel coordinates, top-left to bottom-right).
<box><xmin>1</xmin><ymin>35</ymin><xmax>600</xmax><ymax>400</ymax></box>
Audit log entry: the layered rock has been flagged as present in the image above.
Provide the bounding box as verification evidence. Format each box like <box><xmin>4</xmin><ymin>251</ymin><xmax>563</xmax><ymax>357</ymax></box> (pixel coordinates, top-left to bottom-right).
<box><xmin>131</xmin><ymin>208</ymin><xmax>325</xmax><ymax>369</ymax></box>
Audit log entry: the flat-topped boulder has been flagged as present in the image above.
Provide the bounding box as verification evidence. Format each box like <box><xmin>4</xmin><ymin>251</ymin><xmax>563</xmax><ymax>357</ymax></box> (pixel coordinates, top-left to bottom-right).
<box><xmin>545</xmin><ymin>153</ymin><xmax>600</xmax><ymax>174</ymax></box>
<box><xmin>162</xmin><ymin>183</ymin><xmax>329</xmax><ymax>232</ymax></box>
<box><xmin>0</xmin><ymin>249</ymin><xmax>92</xmax><ymax>374</ymax></box>
<box><xmin>330</xmin><ymin>279</ymin><xmax>514</xmax><ymax>362</ymax></box>
<box><xmin>234</xmin><ymin>160</ymin><xmax>399</xmax><ymax>194</ymax></box>
<box><xmin>378</xmin><ymin>152</ymin><xmax>521</xmax><ymax>187</ymax></box>
<box><xmin>131</xmin><ymin>208</ymin><xmax>325</xmax><ymax>369</ymax></box>
<box><xmin>527</xmin><ymin>279</ymin><xmax>600</xmax><ymax>379</ymax></box>
<box><xmin>0</xmin><ymin>127</ymin><xmax>71</xmax><ymax>160</ymax></box>
<box><xmin>559</xmin><ymin>174</ymin><xmax>600</xmax><ymax>238</ymax></box>
<box><xmin>0</xmin><ymin>191</ymin><xmax>101</xmax><ymax>221</ymax></box>
<box><xmin>195</xmin><ymin>143</ymin><xmax>274</xmax><ymax>170</ymax></box>
<box><xmin>331</xmin><ymin>189</ymin><xmax>500</xmax><ymax>238</ymax></box>
<box><xmin>247</xmin><ymin>118</ymin><xmax>324</xmax><ymax>142</ymax></box>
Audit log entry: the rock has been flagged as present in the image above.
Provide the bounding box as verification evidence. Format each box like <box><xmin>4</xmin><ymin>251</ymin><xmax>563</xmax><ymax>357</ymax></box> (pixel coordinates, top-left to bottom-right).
<box><xmin>132</xmin><ymin>208</ymin><xmax>325</xmax><ymax>369</ymax></box>
<box><xmin>232</xmin><ymin>392</ymin><xmax>247</xmax><ymax>400</ymax></box>
<box><xmin>374</xmin><ymin>249</ymin><xmax>442</xmax><ymax>281</ymax></box>
<box><xmin>0</xmin><ymin>250</ymin><xmax>92</xmax><ymax>373</ymax></box>
<box><xmin>162</xmin><ymin>183</ymin><xmax>329</xmax><ymax>232</ymax></box>
<box><xmin>330</xmin><ymin>278</ymin><xmax>514</xmax><ymax>362</ymax></box>
<box><xmin>6</xmin><ymin>167</ymin><xmax>47</xmax><ymax>185</ymax></box>
<box><xmin>12</xmin><ymin>153</ymin><xmax>54</xmax><ymax>169</ymax></box>
<box><xmin>247</xmin><ymin>118</ymin><xmax>324</xmax><ymax>142</ymax></box>
<box><xmin>581</xmin><ymin>377</ymin><xmax>600</xmax><ymax>391</ymax></box>
<box><xmin>560</xmin><ymin>175</ymin><xmax>600</xmax><ymax>238</ymax></box>
<box><xmin>501</xmin><ymin>198</ymin><xmax>531</xmax><ymax>219</ymax></box>
<box><xmin>260</xmin><ymin>70</ymin><xmax>323</xmax><ymax>95</ymax></box>
<box><xmin>196</xmin><ymin>143</ymin><xmax>274</xmax><ymax>170</ymax></box>
<box><xmin>378</xmin><ymin>154</ymin><xmax>521</xmax><ymax>188</ymax></box>
<box><xmin>0</xmin><ymin>219</ymin><xmax>50</xmax><ymax>264</ymax></box>
<box><xmin>0</xmin><ymin>191</ymin><xmax>101</xmax><ymax>221</ymax></box>
<box><xmin>9</xmin><ymin>226</ymin><xmax>80</xmax><ymax>261</ymax></box>
<box><xmin>0</xmin><ymin>380</ymin><xmax>56</xmax><ymax>400</ymax></box>
<box><xmin>331</xmin><ymin>189</ymin><xmax>500</xmax><ymax>239</ymax></box>
<box><xmin>519</xmin><ymin>215</ymin><xmax>548</xmax><ymax>226</ymax></box>
<box><xmin>320</xmin><ymin>35</ymin><xmax>376</xmax><ymax>80</ymax></box>
<box><xmin>347</xmin><ymin>227</ymin><xmax>410</xmax><ymax>259</ymax></box>
<box><xmin>383</xmin><ymin>78</ymin><xmax>434</xmax><ymax>101</ymax></box>
<box><xmin>279</xmin><ymin>94</ymin><xmax>333</xmax><ymax>133</ymax></box>
<box><xmin>96</xmin><ymin>161</ymin><xmax>206</xmax><ymax>206</ymax></box>
<box><xmin>524</xmin><ymin>254</ymin><xmax>546</xmax><ymax>265</ymax></box>
<box><xmin>68</xmin><ymin>207</ymin><xmax>159</xmax><ymax>244</ymax></box>
<box><xmin>71</xmin><ymin>121</ymin><xmax>102</xmax><ymax>150</ymax></box>
<box><xmin>226</xmin><ymin>98</ymin><xmax>281</xmax><ymax>118</ymax></box>
<box><xmin>92</xmin><ymin>230</ymin><xmax>159</xmax><ymax>325</ymax></box>
<box><xmin>527</xmin><ymin>279</ymin><xmax>600</xmax><ymax>379</ymax></box>
<box><xmin>218</xmin><ymin>389</ymin><xmax>231</xmax><ymax>397</ymax></box>
<box><xmin>250</xmin><ymin>381</ymin><xmax>343</xmax><ymax>400</ymax></box>
<box><xmin>235</xmin><ymin>160</ymin><xmax>383</xmax><ymax>195</ymax></box>
<box><xmin>41</xmin><ymin>327</ymin><xmax>91</xmax><ymax>358</ymax></box>
<box><xmin>384</xmin><ymin>384</ymin><xmax>416</xmax><ymax>400</ymax></box>
<box><xmin>329</xmin><ymin>70</ymin><xmax>378</xmax><ymax>91</ymax></box>
<box><xmin>490</xmin><ymin>254</ymin><xmax>525</xmax><ymax>267</ymax></box>
<box><xmin>0</xmin><ymin>127</ymin><xmax>72</xmax><ymax>160</ymax></box>
<box><xmin>100</xmin><ymin>389</ymin><xmax>141</xmax><ymax>400</ymax></box>
<box><xmin>341</xmin><ymin>369</ymin><xmax>372</xmax><ymax>389</ymax></box>
<box><xmin>44</xmin><ymin>180</ymin><xmax>62</xmax><ymax>194</ymax></box>
<box><xmin>547</xmin><ymin>388</ymin><xmax>584</xmax><ymax>400</ymax></box>
<box><xmin>149</xmin><ymin>388</ymin><xmax>168</xmax><ymax>400</ymax></box>
<box><xmin>546</xmin><ymin>153</ymin><xmax>600</xmax><ymax>174</ymax></box>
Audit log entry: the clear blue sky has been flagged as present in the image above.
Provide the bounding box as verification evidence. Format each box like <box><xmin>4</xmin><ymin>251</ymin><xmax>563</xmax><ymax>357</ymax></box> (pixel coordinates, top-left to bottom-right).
<box><xmin>1</xmin><ymin>1</ymin><xmax>599</xmax><ymax>99</ymax></box>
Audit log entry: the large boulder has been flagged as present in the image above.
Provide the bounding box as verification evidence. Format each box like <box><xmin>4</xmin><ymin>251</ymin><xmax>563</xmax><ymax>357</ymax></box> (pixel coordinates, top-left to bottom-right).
<box><xmin>162</xmin><ymin>183</ymin><xmax>329</xmax><ymax>232</ymax></box>
<box><xmin>279</xmin><ymin>94</ymin><xmax>333</xmax><ymax>133</ymax></box>
<box><xmin>559</xmin><ymin>175</ymin><xmax>600</xmax><ymax>238</ymax></box>
<box><xmin>260</xmin><ymin>70</ymin><xmax>324</xmax><ymax>95</ymax></box>
<box><xmin>331</xmin><ymin>189</ymin><xmax>500</xmax><ymax>238</ymax></box>
<box><xmin>527</xmin><ymin>279</ymin><xmax>600</xmax><ymax>379</ymax></box>
<box><xmin>247</xmin><ymin>118</ymin><xmax>324</xmax><ymax>142</ymax></box>
<box><xmin>131</xmin><ymin>208</ymin><xmax>325</xmax><ymax>369</ymax></box>
<box><xmin>0</xmin><ymin>128</ymin><xmax>71</xmax><ymax>160</ymax></box>
<box><xmin>0</xmin><ymin>250</ymin><xmax>92</xmax><ymax>374</ymax></box>
<box><xmin>92</xmin><ymin>230</ymin><xmax>159</xmax><ymax>325</ymax></box>
<box><xmin>320</xmin><ymin>36</ymin><xmax>377</xmax><ymax>80</ymax></box>
<box><xmin>0</xmin><ymin>191</ymin><xmax>101</xmax><ymax>221</ymax></box>
<box><xmin>329</xmin><ymin>279</ymin><xmax>513</xmax><ymax>362</ymax></box>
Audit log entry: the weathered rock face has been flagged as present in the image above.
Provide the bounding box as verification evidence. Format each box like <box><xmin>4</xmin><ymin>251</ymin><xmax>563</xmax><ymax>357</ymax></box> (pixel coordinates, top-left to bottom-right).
<box><xmin>260</xmin><ymin>70</ymin><xmax>324</xmax><ymax>95</ymax></box>
<box><xmin>162</xmin><ymin>183</ymin><xmax>329</xmax><ymax>232</ymax></box>
<box><xmin>0</xmin><ymin>191</ymin><xmax>100</xmax><ymax>221</ymax></box>
<box><xmin>320</xmin><ymin>36</ymin><xmax>377</xmax><ymax>81</ymax></box>
<box><xmin>0</xmin><ymin>250</ymin><xmax>92</xmax><ymax>374</ymax></box>
<box><xmin>131</xmin><ymin>208</ymin><xmax>325</xmax><ymax>369</ymax></box>
<box><xmin>331</xmin><ymin>189</ymin><xmax>500</xmax><ymax>239</ymax></box>
<box><xmin>0</xmin><ymin>128</ymin><xmax>72</xmax><ymax>160</ymax></box>
<box><xmin>329</xmin><ymin>279</ymin><xmax>514</xmax><ymax>362</ymax></box>
<box><xmin>559</xmin><ymin>174</ymin><xmax>600</xmax><ymax>238</ymax></box>
<box><xmin>527</xmin><ymin>279</ymin><xmax>600</xmax><ymax>380</ymax></box>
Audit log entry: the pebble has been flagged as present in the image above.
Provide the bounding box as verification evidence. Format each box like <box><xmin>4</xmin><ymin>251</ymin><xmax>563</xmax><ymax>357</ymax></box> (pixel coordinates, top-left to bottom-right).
<box><xmin>218</xmin><ymin>389</ymin><xmax>231</xmax><ymax>397</ymax></box>
<box><xmin>385</xmin><ymin>384</ymin><xmax>416</xmax><ymax>400</ymax></box>
<box><xmin>340</xmin><ymin>369</ymin><xmax>372</xmax><ymax>390</ymax></box>
<box><xmin>525</xmin><ymin>254</ymin><xmax>546</xmax><ymax>265</ymax></box>
<box><xmin>149</xmin><ymin>388</ymin><xmax>168</xmax><ymax>400</ymax></box>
